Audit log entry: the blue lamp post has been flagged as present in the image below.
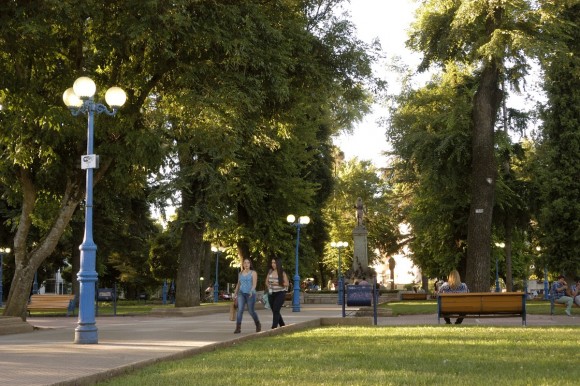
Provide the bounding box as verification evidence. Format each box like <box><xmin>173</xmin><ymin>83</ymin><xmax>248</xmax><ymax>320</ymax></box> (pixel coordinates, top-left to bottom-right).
<box><xmin>211</xmin><ymin>246</ymin><xmax>225</xmax><ymax>303</ymax></box>
<box><xmin>287</xmin><ymin>214</ymin><xmax>310</xmax><ymax>312</ymax></box>
<box><xmin>330</xmin><ymin>241</ymin><xmax>348</xmax><ymax>305</ymax></box>
<box><xmin>494</xmin><ymin>242</ymin><xmax>505</xmax><ymax>293</ymax></box>
<box><xmin>162</xmin><ymin>280</ymin><xmax>168</xmax><ymax>305</ymax></box>
<box><xmin>0</xmin><ymin>247</ymin><xmax>11</xmax><ymax>308</ymax></box>
<box><xmin>63</xmin><ymin>76</ymin><xmax>126</xmax><ymax>344</ymax></box>
<box><xmin>536</xmin><ymin>246</ymin><xmax>549</xmax><ymax>300</ymax></box>
<box><xmin>33</xmin><ymin>271</ymin><xmax>38</xmax><ymax>294</ymax></box>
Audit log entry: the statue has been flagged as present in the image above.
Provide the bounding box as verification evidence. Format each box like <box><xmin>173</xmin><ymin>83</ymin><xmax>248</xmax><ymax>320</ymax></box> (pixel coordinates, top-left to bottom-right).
<box><xmin>355</xmin><ymin>197</ymin><xmax>364</xmax><ymax>226</ymax></box>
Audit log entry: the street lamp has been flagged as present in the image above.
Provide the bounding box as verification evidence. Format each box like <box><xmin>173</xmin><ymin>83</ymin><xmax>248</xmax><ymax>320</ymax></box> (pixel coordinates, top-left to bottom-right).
<box><xmin>63</xmin><ymin>76</ymin><xmax>126</xmax><ymax>344</ymax></box>
<box><xmin>33</xmin><ymin>271</ymin><xmax>38</xmax><ymax>295</ymax></box>
<box><xmin>330</xmin><ymin>241</ymin><xmax>348</xmax><ymax>305</ymax></box>
<box><xmin>211</xmin><ymin>246</ymin><xmax>226</xmax><ymax>303</ymax></box>
<box><xmin>162</xmin><ymin>280</ymin><xmax>168</xmax><ymax>305</ymax></box>
<box><xmin>287</xmin><ymin>214</ymin><xmax>310</xmax><ymax>312</ymax></box>
<box><xmin>536</xmin><ymin>246</ymin><xmax>549</xmax><ymax>300</ymax></box>
<box><xmin>494</xmin><ymin>242</ymin><xmax>505</xmax><ymax>292</ymax></box>
<box><xmin>0</xmin><ymin>247</ymin><xmax>11</xmax><ymax>308</ymax></box>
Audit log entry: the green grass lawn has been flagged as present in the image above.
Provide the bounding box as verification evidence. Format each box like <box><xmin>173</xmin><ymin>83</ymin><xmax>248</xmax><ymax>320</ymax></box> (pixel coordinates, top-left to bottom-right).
<box><xmin>99</xmin><ymin>325</ymin><xmax>580</xmax><ymax>386</ymax></box>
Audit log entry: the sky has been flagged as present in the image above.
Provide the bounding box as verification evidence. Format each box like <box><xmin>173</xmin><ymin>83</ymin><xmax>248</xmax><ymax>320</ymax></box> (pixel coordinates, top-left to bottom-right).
<box><xmin>333</xmin><ymin>0</ymin><xmax>419</xmax><ymax>169</ymax></box>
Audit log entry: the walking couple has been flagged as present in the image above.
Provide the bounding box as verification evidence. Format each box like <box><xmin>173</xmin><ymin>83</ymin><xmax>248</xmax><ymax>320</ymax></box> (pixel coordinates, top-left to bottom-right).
<box><xmin>233</xmin><ymin>257</ymin><xmax>289</xmax><ymax>334</ymax></box>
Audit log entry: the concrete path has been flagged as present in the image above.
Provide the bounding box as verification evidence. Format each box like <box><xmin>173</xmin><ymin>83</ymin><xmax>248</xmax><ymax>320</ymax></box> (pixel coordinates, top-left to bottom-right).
<box><xmin>0</xmin><ymin>305</ymin><xmax>577</xmax><ymax>386</ymax></box>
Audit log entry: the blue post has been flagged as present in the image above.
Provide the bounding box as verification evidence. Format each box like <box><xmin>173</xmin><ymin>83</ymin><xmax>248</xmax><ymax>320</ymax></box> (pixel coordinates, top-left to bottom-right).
<box><xmin>0</xmin><ymin>250</ymin><xmax>3</xmax><ymax>308</ymax></box>
<box><xmin>331</xmin><ymin>241</ymin><xmax>347</xmax><ymax>305</ymax></box>
<box><xmin>213</xmin><ymin>250</ymin><xmax>220</xmax><ymax>303</ymax></box>
<box><xmin>64</xmin><ymin>77</ymin><xmax>126</xmax><ymax>344</ymax></box>
<box><xmin>373</xmin><ymin>276</ymin><xmax>377</xmax><ymax>326</ymax></box>
<box><xmin>495</xmin><ymin>255</ymin><xmax>500</xmax><ymax>292</ymax></box>
<box><xmin>162</xmin><ymin>280</ymin><xmax>167</xmax><ymax>305</ymax></box>
<box><xmin>287</xmin><ymin>215</ymin><xmax>309</xmax><ymax>313</ymax></box>
<box><xmin>544</xmin><ymin>266</ymin><xmax>549</xmax><ymax>300</ymax></box>
<box><xmin>337</xmin><ymin>248</ymin><xmax>343</xmax><ymax>305</ymax></box>
<box><xmin>75</xmin><ymin>103</ymin><xmax>99</xmax><ymax>344</ymax></box>
<box><xmin>113</xmin><ymin>283</ymin><xmax>117</xmax><ymax>316</ymax></box>
<box><xmin>293</xmin><ymin>224</ymin><xmax>302</xmax><ymax>312</ymax></box>
<box><xmin>33</xmin><ymin>271</ymin><xmax>38</xmax><ymax>294</ymax></box>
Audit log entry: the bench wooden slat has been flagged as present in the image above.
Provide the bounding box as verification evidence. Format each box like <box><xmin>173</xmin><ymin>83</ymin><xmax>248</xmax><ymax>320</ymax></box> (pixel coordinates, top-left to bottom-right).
<box><xmin>438</xmin><ymin>292</ymin><xmax>526</xmax><ymax>326</ymax></box>
<box><xmin>27</xmin><ymin>295</ymin><xmax>76</xmax><ymax>316</ymax></box>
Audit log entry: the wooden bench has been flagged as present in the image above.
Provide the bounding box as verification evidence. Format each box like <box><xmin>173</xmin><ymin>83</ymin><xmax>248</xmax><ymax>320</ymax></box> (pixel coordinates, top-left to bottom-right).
<box><xmin>27</xmin><ymin>294</ymin><xmax>76</xmax><ymax>316</ymax></box>
<box><xmin>437</xmin><ymin>292</ymin><xmax>526</xmax><ymax>326</ymax></box>
<box><xmin>401</xmin><ymin>293</ymin><xmax>428</xmax><ymax>301</ymax></box>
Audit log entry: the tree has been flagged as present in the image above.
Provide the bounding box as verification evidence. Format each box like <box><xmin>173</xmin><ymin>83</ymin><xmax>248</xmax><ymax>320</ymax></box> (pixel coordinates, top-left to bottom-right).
<box><xmin>387</xmin><ymin>65</ymin><xmax>475</xmax><ymax>279</ymax></box>
<box><xmin>535</xmin><ymin>1</ymin><xmax>580</xmax><ymax>279</ymax></box>
<box><xmin>0</xmin><ymin>0</ymin><xmax>177</xmax><ymax>318</ymax></box>
<box><xmin>1</xmin><ymin>0</ymin><xmax>379</xmax><ymax>315</ymax></box>
<box><xmin>145</xmin><ymin>0</ymin><xmax>378</xmax><ymax>305</ymax></box>
<box><xmin>406</xmin><ymin>0</ymin><xmax>536</xmax><ymax>291</ymax></box>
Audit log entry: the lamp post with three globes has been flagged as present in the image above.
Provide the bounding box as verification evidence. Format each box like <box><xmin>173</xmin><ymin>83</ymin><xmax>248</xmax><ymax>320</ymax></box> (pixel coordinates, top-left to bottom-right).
<box><xmin>63</xmin><ymin>76</ymin><xmax>126</xmax><ymax>344</ymax></box>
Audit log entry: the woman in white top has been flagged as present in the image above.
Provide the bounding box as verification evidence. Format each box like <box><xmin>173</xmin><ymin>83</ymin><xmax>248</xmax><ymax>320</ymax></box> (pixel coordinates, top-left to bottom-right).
<box><xmin>265</xmin><ymin>258</ymin><xmax>289</xmax><ymax>329</ymax></box>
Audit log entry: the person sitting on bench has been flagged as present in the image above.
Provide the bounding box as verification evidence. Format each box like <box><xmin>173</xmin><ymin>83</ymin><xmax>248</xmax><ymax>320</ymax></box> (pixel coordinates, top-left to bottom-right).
<box><xmin>438</xmin><ymin>269</ymin><xmax>469</xmax><ymax>324</ymax></box>
<box><xmin>552</xmin><ymin>275</ymin><xmax>574</xmax><ymax>316</ymax></box>
<box><xmin>572</xmin><ymin>279</ymin><xmax>580</xmax><ymax>307</ymax></box>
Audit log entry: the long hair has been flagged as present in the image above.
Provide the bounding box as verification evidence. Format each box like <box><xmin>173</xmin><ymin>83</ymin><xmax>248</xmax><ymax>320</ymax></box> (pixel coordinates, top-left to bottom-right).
<box><xmin>448</xmin><ymin>269</ymin><xmax>462</xmax><ymax>290</ymax></box>
<box><xmin>271</xmin><ymin>258</ymin><xmax>285</xmax><ymax>286</ymax></box>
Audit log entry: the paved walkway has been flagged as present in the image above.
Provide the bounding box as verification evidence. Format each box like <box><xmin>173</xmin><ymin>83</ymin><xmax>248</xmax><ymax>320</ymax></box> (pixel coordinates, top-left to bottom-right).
<box><xmin>0</xmin><ymin>305</ymin><xmax>577</xmax><ymax>386</ymax></box>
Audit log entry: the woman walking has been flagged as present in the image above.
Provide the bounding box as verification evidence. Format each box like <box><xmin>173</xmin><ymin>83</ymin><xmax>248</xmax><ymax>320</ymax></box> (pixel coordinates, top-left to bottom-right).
<box><xmin>233</xmin><ymin>258</ymin><xmax>261</xmax><ymax>334</ymax></box>
<box><xmin>265</xmin><ymin>258</ymin><xmax>289</xmax><ymax>329</ymax></box>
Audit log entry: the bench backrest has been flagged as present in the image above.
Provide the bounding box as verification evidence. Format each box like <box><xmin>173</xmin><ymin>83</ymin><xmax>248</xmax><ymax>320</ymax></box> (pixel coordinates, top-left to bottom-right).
<box><xmin>439</xmin><ymin>292</ymin><xmax>525</xmax><ymax>314</ymax></box>
<box><xmin>346</xmin><ymin>285</ymin><xmax>373</xmax><ymax>307</ymax></box>
<box><xmin>29</xmin><ymin>294</ymin><xmax>75</xmax><ymax>305</ymax></box>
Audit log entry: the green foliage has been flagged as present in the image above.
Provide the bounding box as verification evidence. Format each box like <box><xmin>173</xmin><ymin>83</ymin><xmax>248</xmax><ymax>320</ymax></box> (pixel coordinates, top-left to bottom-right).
<box><xmin>535</xmin><ymin>2</ymin><xmax>580</xmax><ymax>278</ymax></box>
<box><xmin>387</xmin><ymin>66</ymin><xmax>475</xmax><ymax>278</ymax></box>
<box><xmin>322</xmin><ymin>158</ymin><xmax>399</xmax><ymax>277</ymax></box>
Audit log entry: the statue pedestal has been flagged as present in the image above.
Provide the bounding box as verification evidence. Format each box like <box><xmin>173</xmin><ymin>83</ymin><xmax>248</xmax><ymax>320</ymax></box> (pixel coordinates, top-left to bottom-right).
<box><xmin>352</xmin><ymin>225</ymin><xmax>369</xmax><ymax>277</ymax></box>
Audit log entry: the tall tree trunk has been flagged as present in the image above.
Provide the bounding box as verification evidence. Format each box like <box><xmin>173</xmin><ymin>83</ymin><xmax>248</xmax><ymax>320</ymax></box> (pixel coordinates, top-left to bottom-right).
<box><xmin>3</xmin><ymin>169</ymin><xmax>83</xmax><ymax>319</ymax></box>
<box><xmin>318</xmin><ymin>261</ymin><xmax>326</xmax><ymax>292</ymax></box>
<box><xmin>505</xmin><ymin>221</ymin><xmax>513</xmax><ymax>291</ymax></box>
<box><xmin>500</xmin><ymin>79</ymin><xmax>514</xmax><ymax>292</ymax></box>
<box><xmin>4</xmin><ymin>265</ymin><xmax>35</xmax><ymax>320</ymax></box>
<box><xmin>388</xmin><ymin>257</ymin><xmax>396</xmax><ymax>290</ymax></box>
<box><xmin>465</xmin><ymin>63</ymin><xmax>502</xmax><ymax>291</ymax></box>
<box><xmin>174</xmin><ymin>221</ymin><xmax>204</xmax><ymax>307</ymax></box>
<box><xmin>465</xmin><ymin>63</ymin><xmax>503</xmax><ymax>291</ymax></box>
<box><xmin>465</xmin><ymin>5</ymin><xmax>504</xmax><ymax>292</ymax></box>
<box><xmin>236</xmin><ymin>203</ymin><xmax>252</xmax><ymax>265</ymax></box>
<box><xmin>421</xmin><ymin>274</ymin><xmax>429</xmax><ymax>293</ymax></box>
